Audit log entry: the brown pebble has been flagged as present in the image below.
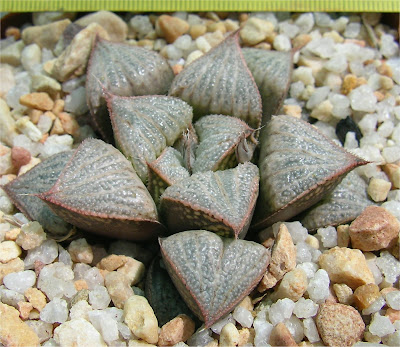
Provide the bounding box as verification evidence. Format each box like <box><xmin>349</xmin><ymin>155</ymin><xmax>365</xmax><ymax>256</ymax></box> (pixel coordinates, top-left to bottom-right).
<box><xmin>50</xmin><ymin>117</ymin><xmax>64</xmax><ymax>135</ymax></box>
<box><xmin>11</xmin><ymin>147</ymin><xmax>31</xmax><ymax>171</ymax></box>
<box><xmin>24</xmin><ymin>288</ymin><xmax>47</xmax><ymax>312</ymax></box>
<box><xmin>157</xmin><ymin>314</ymin><xmax>195</xmax><ymax>346</ymax></box>
<box><xmin>5</xmin><ymin>27</ymin><xmax>21</xmax><ymax>40</ymax></box>
<box><xmin>377</xmin><ymin>61</ymin><xmax>393</xmax><ymax>78</ymax></box>
<box><xmin>157</xmin><ymin>15</ymin><xmax>189</xmax><ymax>43</ymax></box>
<box><xmin>19</xmin><ymin>92</ymin><xmax>54</xmax><ymax>111</ymax></box>
<box><xmin>385</xmin><ymin>308</ymin><xmax>400</xmax><ymax>323</ymax></box>
<box><xmin>353</xmin><ymin>283</ymin><xmax>381</xmax><ymax>310</ymax></box>
<box><xmin>74</xmin><ymin>279</ymin><xmax>89</xmax><ymax>291</ymax></box>
<box><xmin>341</xmin><ymin>74</ymin><xmax>366</xmax><ymax>95</ymax></box>
<box><xmin>316</xmin><ymin>303</ymin><xmax>365</xmax><ymax>347</ymax></box>
<box><xmin>58</xmin><ymin>112</ymin><xmax>80</xmax><ymax>137</ymax></box>
<box><xmin>349</xmin><ymin>206</ymin><xmax>400</xmax><ymax>251</ymax></box>
<box><xmin>52</xmin><ymin>99</ymin><xmax>65</xmax><ymax>116</ymax></box>
<box><xmin>269</xmin><ymin>322</ymin><xmax>298</xmax><ymax>347</ymax></box>
<box><xmin>34</xmin><ymin>260</ymin><xmax>45</xmax><ymax>277</ymax></box>
<box><xmin>337</xmin><ymin>224</ymin><xmax>350</xmax><ymax>247</ymax></box>
<box><xmin>5</xmin><ymin>228</ymin><xmax>21</xmax><ymax>241</ymax></box>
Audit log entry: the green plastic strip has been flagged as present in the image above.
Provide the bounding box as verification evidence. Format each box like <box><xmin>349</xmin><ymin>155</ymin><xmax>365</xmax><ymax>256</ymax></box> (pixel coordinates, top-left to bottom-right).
<box><xmin>1</xmin><ymin>0</ymin><xmax>400</xmax><ymax>12</ymax></box>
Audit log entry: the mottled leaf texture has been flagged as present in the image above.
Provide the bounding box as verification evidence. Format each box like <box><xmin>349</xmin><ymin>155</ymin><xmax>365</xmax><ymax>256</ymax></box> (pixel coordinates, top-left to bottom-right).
<box><xmin>86</xmin><ymin>37</ymin><xmax>174</xmax><ymax>141</ymax></box>
<box><xmin>38</xmin><ymin>139</ymin><xmax>164</xmax><ymax>241</ymax></box>
<box><xmin>108</xmin><ymin>95</ymin><xmax>193</xmax><ymax>183</ymax></box>
<box><xmin>147</xmin><ymin>147</ymin><xmax>190</xmax><ymax>206</ymax></box>
<box><xmin>160</xmin><ymin>230</ymin><xmax>270</xmax><ymax>328</ymax></box>
<box><xmin>145</xmin><ymin>255</ymin><xmax>200</xmax><ymax>327</ymax></box>
<box><xmin>252</xmin><ymin>115</ymin><xmax>368</xmax><ymax>230</ymax></box>
<box><xmin>242</xmin><ymin>48</ymin><xmax>293</xmax><ymax>125</ymax></box>
<box><xmin>301</xmin><ymin>171</ymin><xmax>375</xmax><ymax>231</ymax></box>
<box><xmin>3</xmin><ymin>151</ymin><xmax>74</xmax><ymax>236</ymax></box>
<box><xmin>169</xmin><ymin>31</ymin><xmax>262</xmax><ymax>129</ymax></box>
<box><xmin>160</xmin><ymin>162</ymin><xmax>259</xmax><ymax>239</ymax></box>
<box><xmin>193</xmin><ymin>115</ymin><xmax>257</xmax><ymax>173</ymax></box>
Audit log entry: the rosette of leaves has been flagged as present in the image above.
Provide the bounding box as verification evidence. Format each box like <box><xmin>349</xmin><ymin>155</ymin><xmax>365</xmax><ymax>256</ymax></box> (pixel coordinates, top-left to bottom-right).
<box><xmin>86</xmin><ymin>37</ymin><xmax>174</xmax><ymax>141</ymax></box>
<box><xmin>169</xmin><ymin>31</ymin><xmax>263</xmax><ymax>129</ymax></box>
<box><xmin>37</xmin><ymin>139</ymin><xmax>165</xmax><ymax>241</ymax></box>
<box><xmin>300</xmin><ymin>171</ymin><xmax>375</xmax><ymax>231</ymax></box>
<box><xmin>160</xmin><ymin>162</ymin><xmax>259</xmax><ymax>238</ymax></box>
<box><xmin>107</xmin><ymin>95</ymin><xmax>193</xmax><ymax>183</ymax></box>
<box><xmin>192</xmin><ymin>114</ymin><xmax>258</xmax><ymax>173</ymax></box>
<box><xmin>159</xmin><ymin>230</ymin><xmax>270</xmax><ymax>328</ymax></box>
<box><xmin>252</xmin><ymin>115</ymin><xmax>368</xmax><ymax>230</ymax></box>
<box><xmin>3</xmin><ymin>151</ymin><xmax>74</xmax><ymax>236</ymax></box>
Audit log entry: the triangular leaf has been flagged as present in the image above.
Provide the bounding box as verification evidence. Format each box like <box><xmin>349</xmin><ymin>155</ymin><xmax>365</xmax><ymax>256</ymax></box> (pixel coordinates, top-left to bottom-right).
<box><xmin>300</xmin><ymin>171</ymin><xmax>375</xmax><ymax>231</ymax></box>
<box><xmin>252</xmin><ymin>115</ymin><xmax>368</xmax><ymax>230</ymax></box>
<box><xmin>147</xmin><ymin>147</ymin><xmax>190</xmax><ymax>206</ymax></box>
<box><xmin>242</xmin><ymin>48</ymin><xmax>293</xmax><ymax>125</ymax></box>
<box><xmin>3</xmin><ymin>151</ymin><xmax>74</xmax><ymax>236</ymax></box>
<box><xmin>145</xmin><ymin>255</ymin><xmax>200</xmax><ymax>327</ymax></box>
<box><xmin>160</xmin><ymin>162</ymin><xmax>259</xmax><ymax>239</ymax></box>
<box><xmin>169</xmin><ymin>31</ymin><xmax>262</xmax><ymax>129</ymax></box>
<box><xmin>193</xmin><ymin>114</ymin><xmax>257</xmax><ymax>173</ymax></box>
<box><xmin>86</xmin><ymin>37</ymin><xmax>174</xmax><ymax>141</ymax></box>
<box><xmin>108</xmin><ymin>95</ymin><xmax>193</xmax><ymax>183</ymax></box>
<box><xmin>38</xmin><ymin>139</ymin><xmax>164</xmax><ymax>241</ymax></box>
<box><xmin>159</xmin><ymin>230</ymin><xmax>270</xmax><ymax>328</ymax></box>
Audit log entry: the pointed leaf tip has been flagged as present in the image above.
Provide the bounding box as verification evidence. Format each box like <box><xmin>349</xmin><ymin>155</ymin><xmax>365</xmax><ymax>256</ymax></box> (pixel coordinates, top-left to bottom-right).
<box><xmin>38</xmin><ymin>138</ymin><xmax>164</xmax><ymax>241</ymax></box>
<box><xmin>160</xmin><ymin>230</ymin><xmax>270</xmax><ymax>327</ymax></box>
<box><xmin>169</xmin><ymin>31</ymin><xmax>262</xmax><ymax>129</ymax></box>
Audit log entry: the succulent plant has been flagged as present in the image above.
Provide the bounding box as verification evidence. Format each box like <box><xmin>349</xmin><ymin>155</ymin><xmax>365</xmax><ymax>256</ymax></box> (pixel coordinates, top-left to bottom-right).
<box><xmin>3</xmin><ymin>29</ymin><xmax>369</xmax><ymax>327</ymax></box>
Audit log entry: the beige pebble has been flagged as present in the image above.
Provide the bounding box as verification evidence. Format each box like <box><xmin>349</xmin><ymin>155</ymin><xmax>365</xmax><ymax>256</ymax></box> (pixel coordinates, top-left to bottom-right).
<box><xmin>377</xmin><ymin>61</ymin><xmax>393</xmax><ymax>78</ymax></box>
<box><xmin>283</xmin><ymin>105</ymin><xmax>302</xmax><ymax>119</ymax></box>
<box><xmin>219</xmin><ymin>322</ymin><xmax>240</xmax><ymax>347</ymax></box>
<box><xmin>238</xmin><ymin>327</ymin><xmax>255</xmax><ymax>346</ymax></box>
<box><xmin>0</xmin><ymin>99</ymin><xmax>18</xmax><ymax>147</ymax></box>
<box><xmin>75</xmin><ymin>11</ymin><xmax>128</xmax><ymax>42</ymax></box>
<box><xmin>52</xmin><ymin>99</ymin><xmax>65</xmax><ymax>116</ymax></box>
<box><xmin>16</xmin><ymin>221</ymin><xmax>46</xmax><ymax>251</ymax></box>
<box><xmin>323</xmin><ymin>30</ymin><xmax>344</xmax><ymax>43</ymax></box>
<box><xmin>349</xmin><ymin>206</ymin><xmax>400</xmax><ymax>251</ymax></box>
<box><xmin>18</xmin><ymin>157</ymin><xmax>41</xmax><ymax>176</ymax></box>
<box><xmin>318</xmin><ymin>247</ymin><xmax>375</xmax><ymax>290</ymax></box>
<box><xmin>207</xmin><ymin>22</ymin><xmax>226</xmax><ymax>34</ymax></box>
<box><xmin>224</xmin><ymin>19</ymin><xmax>240</xmax><ymax>32</ymax></box>
<box><xmin>0</xmin><ymin>240</ymin><xmax>22</xmax><ymax>263</ymax></box>
<box><xmin>27</xmin><ymin>109</ymin><xmax>43</xmax><ymax>124</ymax></box>
<box><xmin>189</xmin><ymin>24</ymin><xmax>207</xmax><ymax>39</ymax></box>
<box><xmin>50</xmin><ymin>117</ymin><xmax>65</xmax><ymax>135</ymax></box>
<box><xmin>341</xmin><ymin>74</ymin><xmax>365</xmax><ymax>95</ymax></box>
<box><xmin>24</xmin><ymin>288</ymin><xmax>47</xmax><ymax>312</ymax></box>
<box><xmin>269</xmin><ymin>322</ymin><xmax>298</xmax><ymax>347</ymax></box>
<box><xmin>258</xmin><ymin>223</ymin><xmax>296</xmax><ymax>291</ymax></box>
<box><xmin>383</xmin><ymin>163</ymin><xmax>400</xmax><ymax>189</ymax></box>
<box><xmin>374</xmin><ymin>90</ymin><xmax>385</xmax><ymax>102</ymax></box>
<box><xmin>22</xmin><ymin>19</ymin><xmax>71</xmax><ymax>49</ymax></box>
<box><xmin>311</xmin><ymin>99</ymin><xmax>333</xmax><ymax>122</ymax></box>
<box><xmin>157</xmin><ymin>15</ymin><xmax>189</xmax><ymax>43</ymax></box>
<box><xmin>58</xmin><ymin>112</ymin><xmax>80</xmax><ymax>137</ymax></box>
<box><xmin>316</xmin><ymin>303</ymin><xmax>364</xmax><ymax>347</ymax></box>
<box><xmin>17</xmin><ymin>301</ymin><xmax>33</xmax><ymax>320</ymax></box>
<box><xmin>31</xmin><ymin>74</ymin><xmax>61</xmax><ymax>96</ymax></box>
<box><xmin>305</xmin><ymin>235</ymin><xmax>319</xmax><ymax>249</ymax></box>
<box><xmin>51</xmin><ymin>23</ymin><xmax>109</xmax><ymax>82</ymax></box>
<box><xmin>240</xmin><ymin>17</ymin><xmax>274</xmax><ymax>46</ymax></box>
<box><xmin>0</xmin><ymin>40</ymin><xmax>25</xmax><ymax>66</ymax></box>
<box><xmin>238</xmin><ymin>296</ymin><xmax>254</xmax><ymax>312</ymax></box>
<box><xmin>124</xmin><ymin>295</ymin><xmax>159</xmax><ymax>344</ymax></box>
<box><xmin>68</xmin><ymin>238</ymin><xmax>93</xmax><ymax>264</ymax></box>
<box><xmin>5</xmin><ymin>228</ymin><xmax>21</xmax><ymax>241</ymax></box>
<box><xmin>28</xmin><ymin>308</ymin><xmax>40</xmax><ymax>320</ymax></box>
<box><xmin>337</xmin><ymin>224</ymin><xmax>350</xmax><ymax>247</ymax></box>
<box><xmin>0</xmin><ymin>257</ymin><xmax>24</xmax><ymax>284</ymax></box>
<box><xmin>332</xmin><ymin>283</ymin><xmax>354</xmax><ymax>305</ymax></box>
<box><xmin>157</xmin><ymin>314</ymin><xmax>195</xmax><ymax>346</ymax></box>
<box><xmin>292</xmin><ymin>34</ymin><xmax>312</xmax><ymax>49</ymax></box>
<box><xmin>19</xmin><ymin>92</ymin><xmax>54</xmax><ymax>111</ymax></box>
<box><xmin>105</xmin><ymin>271</ymin><xmax>134</xmax><ymax>309</ymax></box>
<box><xmin>353</xmin><ymin>283</ymin><xmax>381</xmax><ymax>310</ymax></box>
<box><xmin>0</xmin><ymin>302</ymin><xmax>40</xmax><ymax>346</ymax></box>
<box><xmin>0</xmin><ymin>65</ymin><xmax>15</xmax><ymax>97</ymax></box>
<box><xmin>128</xmin><ymin>341</ymin><xmax>157</xmax><ymax>347</ymax></box>
<box><xmin>270</xmin><ymin>268</ymin><xmax>308</xmax><ymax>302</ymax></box>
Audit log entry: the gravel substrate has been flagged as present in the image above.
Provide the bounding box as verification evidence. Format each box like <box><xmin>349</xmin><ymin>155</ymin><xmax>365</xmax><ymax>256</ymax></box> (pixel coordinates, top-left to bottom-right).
<box><xmin>0</xmin><ymin>10</ymin><xmax>400</xmax><ymax>347</ymax></box>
